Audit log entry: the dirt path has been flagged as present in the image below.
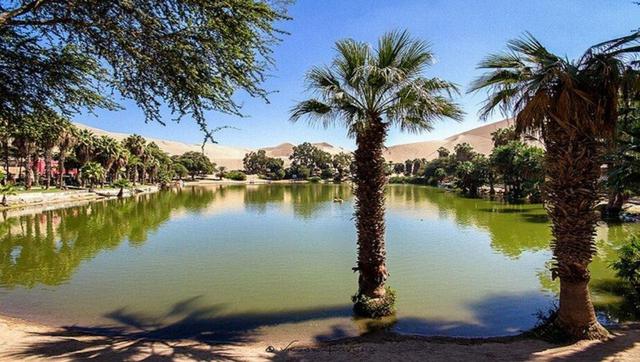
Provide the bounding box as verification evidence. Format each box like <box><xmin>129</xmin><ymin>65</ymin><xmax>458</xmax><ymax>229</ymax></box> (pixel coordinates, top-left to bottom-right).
<box><xmin>1</xmin><ymin>316</ymin><xmax>639</xmax><ymax>361</ymax></box>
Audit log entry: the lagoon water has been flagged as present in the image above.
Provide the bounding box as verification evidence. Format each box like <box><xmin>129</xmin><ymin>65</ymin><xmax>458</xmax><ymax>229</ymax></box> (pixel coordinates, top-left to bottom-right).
<box><xmin>1</xmin><ymin>184</ymin><xmax>638</xmax><ymax>342</ymax></box>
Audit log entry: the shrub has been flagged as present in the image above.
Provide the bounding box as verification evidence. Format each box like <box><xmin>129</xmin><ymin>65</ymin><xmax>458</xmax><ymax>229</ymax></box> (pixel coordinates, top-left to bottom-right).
<box><xmin>308</xmin><ymin>176</ymin><xmax>321</xmax><ymax>183</ymax></box>
<box><xmin>352</xmin><ymin>287</ymin><xmax>396</xmax><ymax>318</ymax></box>
<box><xmin>388</xmin><ymin>176</ymin><xmax>406</xmax><ymax>184</ymax></box>
<box><xmin>226</xmin><ymin>170</ymin><xmax>247</xmax><ymax>181</ymax></box>
<box><xmin>612</xmin><ymin>235</ymin><xmax>640</xmax><ymax>293</ymax></box>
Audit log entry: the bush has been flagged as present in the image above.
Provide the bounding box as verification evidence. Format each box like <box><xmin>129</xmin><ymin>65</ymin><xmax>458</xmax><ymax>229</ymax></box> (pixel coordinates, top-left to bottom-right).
<box><xmin>612</xmin><ymin>235</ymin><xmax>640</xmax><ymax>293</ymax></box>
<box><xmin>308</xmin><ymin>176</ymin><xmax>322</xmax><ymax>183</ymax></box>
<box><xmin>388</xmin><ymin>176</ymin><xmax>406</xmax><ymax>184</ymax></box>
<box><xmin>226</xmin><ymin>170</ymin><xmax>247</xmax><ymax>181</ymax></box>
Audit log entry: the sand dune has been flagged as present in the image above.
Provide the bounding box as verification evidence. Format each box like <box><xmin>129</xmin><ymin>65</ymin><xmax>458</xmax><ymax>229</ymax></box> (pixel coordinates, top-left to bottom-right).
<box><xmin>76</xmin><ymin>118</ymin><xmax>518</xmax><ymax>169</ymax></box>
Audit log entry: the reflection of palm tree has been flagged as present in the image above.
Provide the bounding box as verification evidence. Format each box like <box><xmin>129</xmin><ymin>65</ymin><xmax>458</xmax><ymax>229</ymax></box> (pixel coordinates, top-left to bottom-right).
<box><xmin>0</xmin><ymin>188</ymin><xmax>216</xmax><ymax>287</ymax></box>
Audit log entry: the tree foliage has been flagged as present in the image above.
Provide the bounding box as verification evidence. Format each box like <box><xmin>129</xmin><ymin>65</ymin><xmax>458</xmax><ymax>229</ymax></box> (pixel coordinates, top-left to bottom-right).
<box><xmin>0</xmin><ymin>0</ymin><xmax>289</xmax><ymax>140</ymax></box>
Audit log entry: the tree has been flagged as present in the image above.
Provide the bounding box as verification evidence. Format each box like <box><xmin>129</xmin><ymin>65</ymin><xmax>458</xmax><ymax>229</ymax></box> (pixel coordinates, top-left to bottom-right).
<box><xmin>291</xmin><ymin>30</ymin><xmax>462</xmax><ymax>316</ymax></box>
<box><xmin>392</xmin><ymin>162</ymin><xmax>405</xmax><ymax>175</ymax></box>
<box><xmin>491</xmin><ymin>126</ymin><xmax>518</xmax><ymax>147</ymax></box>
<box><xmin>174</xmin><ymin>152</ymin><xmax>214</xmax><ymax>180</ymax></box>
<box><xmin>289</xmin><ymin>142</ymin><xmax>332</xmax><ymax>177</ymax></box>
<box><xmin>216</xmin><ymin>166</ymin><xmax>227</xmax><ymax>180</ymax></box>
<box><xmin>332</xmin><ymin>152</ymin><xmax>353</xmax><ymax>182</ymax></box>
<box><xmin>11</xmin><ymin>114</ymin><xmax>39</xmax><ymax>189</ymax></box>
<box><xmin>112</xmin><ymin>178</ymin><xmax>130</xmax><ymax>199</ymax></box>
<box><xmin>0</xmin><ymin>1</ymin><xmax>289</xmax><ymax>142</ymax></box>
<box><xmin>243</xmin><ymin>150</ymin><xmax>270</xmax><ymax>175</ymax></box>
<box><xmin>453</xmin><ymin>142</ymin><xmax>475</xmax><ymax>162</ymax></box>
<box><xmin>35</xmin><ymin>111</ymin><xmax>70</xmax><ymax>189</ymax></box>
<box><xmin>123</xmin><ymin>135</ymin><xmax>146</xmax><ymax>184</ymax></box>
<box><xmin>80</xmin><ymin>161</ymin><xmax>104</xmax><ymax>191</ymax></box>
<box><xmin>56</xmin><ymin>124</ymin><xmax>77</xmax><ymax>189</ymax></box>
<box><xmin>173</xmin><ymin>163</ymin><xmax>189</xmax><ymax>180</ymax></box>
<box><xmin>436</xmin><ymin>146</ymin><xmax>450</xmax><ymax>159</ymax></box>
<box><xmin>490</xmin><ymin>141</ymin><xmax>544</xmax><ymax>201</ymax></box>
<box><xmin>470</xmin><ymin>32</ymin><xmax>639</xmax><ymax>340</ymax></box>
<box><xmin>264</xmin><ymin>158</ymin><xmax>285</xmax><ymax>180</ymax></box>
<box><xmin>95</xmin><ymin>135</ymin><xmax>122</xmax><ymax>184</ymax></box>
<box><xmin>455</xmin><ymin>155</ymin><xmax>488</xmax><ymax>197</ymax></box>
<box><xmin>603</xmin><ymin>103</ymin><xmax>640</xmax><ymax>218</ymax></box>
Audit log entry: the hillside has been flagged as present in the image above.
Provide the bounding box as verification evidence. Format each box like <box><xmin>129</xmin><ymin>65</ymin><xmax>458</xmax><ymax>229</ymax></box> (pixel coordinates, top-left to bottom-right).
<box><xmin>76</xmin><ymin>118</ymin><xmax>518</xmax><ymax>169</ymax></box>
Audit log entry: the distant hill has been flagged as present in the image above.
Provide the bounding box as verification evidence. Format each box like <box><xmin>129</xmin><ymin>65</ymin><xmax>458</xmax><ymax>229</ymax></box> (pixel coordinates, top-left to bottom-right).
<box><xmin>381</xmin><ymin>119</ymin><xmax>516</xmax><ymax>162</ymax></box>
<box><xmin>76</xmin><ymin>118</ymin><xmax>520</xmax><ymax>169</ymax></box>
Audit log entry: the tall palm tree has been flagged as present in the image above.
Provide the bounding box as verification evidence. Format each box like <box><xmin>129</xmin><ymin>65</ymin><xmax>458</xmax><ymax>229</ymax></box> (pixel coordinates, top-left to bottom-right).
<box><xmin>57</xmin><ymin>125</ymin><xmax>77</xmax><ymax>189</ymax></box>
<box><xmin>11</xmin><ymin>116</ymin><xmax>39</xmax><ymax>189</ymax></box>
<box><xmin>123</xmin><ymin>134</ymin><xmax>146</xmax><ymax>184</ymax></box>
<box><xmin>38</xmin><ymin>113</ymin><xmax>70</xmax><ymax>189</ymax></box>
<box><xmin>74</xmin><ymin>129</ymin><xmax>96</xmax><ymax>187</ymax></box>
<box><xmin>469</xmin><ymin>32</ymin><xmax>640</xmax><ymax>340</ymax></box>
<box><xmin>96</xmin><ymin>136</ymin><xmax>121</xmax><ymax>184</ymax></box>
<box><xmin>291</xmin><ymin>30</ymin><xmax>462</xmax><ymax>317</ymax></box>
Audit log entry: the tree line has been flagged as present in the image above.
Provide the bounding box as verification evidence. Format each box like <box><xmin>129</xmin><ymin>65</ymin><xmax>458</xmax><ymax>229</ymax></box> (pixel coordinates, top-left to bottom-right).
<box><xmin>243</xmin><ymin>142</ymin><xmax>354</xmax><ymax>182</ymax></box>
<box><xmin>0</xmin><ymin>119</ymin><xmax>224</xmax><ymax>193</ymax></box>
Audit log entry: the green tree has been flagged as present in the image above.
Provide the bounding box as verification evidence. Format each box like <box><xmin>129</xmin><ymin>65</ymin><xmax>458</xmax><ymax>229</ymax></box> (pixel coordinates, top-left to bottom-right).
<box><xmin>470</xmin><ymin>32</ymin><xmax>639</xmax><ymax>340</ymax></box>
<box><xmin>0</xmin><ymin>1</ymin><xmax>289</xmax><ymax>141</ymax></box>
<box><xmin>95</xmin><ymin>135</ymin><xmax>122</xmax><ymax>184</ymax></box>
<box><xmin>174</xmin><ymin>152</ymin><xmax>214</xmax><ymax>180</ymax></box>
<box><xmin>173</xmin><ymin>163</ymin><xmax>189</xmax><ymax>180</ymax></box>
<box><xmin>491</xmin><ymin>126</ymin><xmax>518</xmax><ymax>147</ymax></box>
<box><xmin>291</xmin><ymin>30</ymin><xmax>462</xmax><ymax>316</ymax></box>
<box><xmin>243</xmin><ymin>150</ymin><xmax>270</xmax><ymax>175</ymax></box>
<box><xmin>80</xmin><ymin>161</ymin><xmax>104</xmax><ymax>191</ymax></box>
<box><xmin>453</xmin><ymin>142</ymin><xmax>475</xmax><ymax>162</ymax></box>
<box><xmin>55</xmin><ymin>123</ymin><xmax>77</xmax><ymax>189</ymax></box>
<box><xmin>490</xmin><ymin>141</ymin><xmax>544</xmax><ymax>202</ymax></box>
<box><xmin>122</xmin><ymin>134</ymin><xmax>146</xmax><ymax>184</ymax></box>
<box><xmin>604</xmin><ymin>105</ymin><xmax>640</xmax><ymax>218</ymax></box>
<box><xmin>455</xmin><ymin>155</ymin><xmax>488</xmax><ymax>197</ymax></box>
<box><xmin>332</xmin><ymin>152</ymin><xmax>353</xmax><ymax>182</ymax></box>
<box><xmin>11</xmin><ymin>114</ymin><xmax>39</xmax><ymax>189</ymax></box>
<box><xmin>36</xmin><ymin>112</ymin><xmax>70</xmax><ymax>189</ymax></box>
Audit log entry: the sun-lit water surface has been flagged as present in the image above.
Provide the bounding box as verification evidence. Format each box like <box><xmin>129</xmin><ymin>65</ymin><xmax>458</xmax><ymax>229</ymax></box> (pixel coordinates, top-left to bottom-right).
<box><xmin>1</xmin><ymin>184</ymin><xmax>638</xmax><ymax>342</ymax></box>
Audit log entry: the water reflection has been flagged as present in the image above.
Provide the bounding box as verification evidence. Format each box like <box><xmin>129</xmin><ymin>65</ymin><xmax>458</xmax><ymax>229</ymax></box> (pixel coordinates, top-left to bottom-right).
<box><xmin>1</xmin><ymin>184</ymin><xmax>639</xmax><ymax>333</ymax></box>
<box><xmin>0</xmin><ymin>189</ymin><xmax>215</xmax><ymax>287</ymax></box>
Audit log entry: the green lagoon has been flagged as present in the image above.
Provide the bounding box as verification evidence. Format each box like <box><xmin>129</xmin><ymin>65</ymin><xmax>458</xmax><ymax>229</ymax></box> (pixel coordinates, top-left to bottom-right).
<box><xmin>1</xmin><ymin>184</ymin><xmax>638</xmax><ymax>342</ymax></box>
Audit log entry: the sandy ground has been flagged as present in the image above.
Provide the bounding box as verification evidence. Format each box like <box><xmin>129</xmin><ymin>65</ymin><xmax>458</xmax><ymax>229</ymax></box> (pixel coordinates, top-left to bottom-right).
<box><xmin>1</xmin><ymin>315</ymin><xmax>639</xmax><ymax>361</ymax></box>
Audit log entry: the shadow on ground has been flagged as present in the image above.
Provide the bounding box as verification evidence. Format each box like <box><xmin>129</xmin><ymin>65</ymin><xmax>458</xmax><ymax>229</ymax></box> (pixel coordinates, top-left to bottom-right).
<box><xmin>7</xmin><ymin>292</ymin><xmax>640</xmax><ymax>361</ymax></box>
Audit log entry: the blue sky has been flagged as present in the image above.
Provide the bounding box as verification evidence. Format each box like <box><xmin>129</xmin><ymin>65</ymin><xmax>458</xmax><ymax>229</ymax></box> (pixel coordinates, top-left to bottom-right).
<box><xmin>76</xmin><ymin>0</ymin><xmax>639</xmax><ymax>149</ymax></box>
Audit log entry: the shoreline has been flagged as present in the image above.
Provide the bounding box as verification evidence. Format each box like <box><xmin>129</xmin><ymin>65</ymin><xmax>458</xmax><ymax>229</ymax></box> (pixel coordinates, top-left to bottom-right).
<box><xmin>1</xmin><ymin>313</ymin><xmax>639</xmax><ymax>361</ymax></box>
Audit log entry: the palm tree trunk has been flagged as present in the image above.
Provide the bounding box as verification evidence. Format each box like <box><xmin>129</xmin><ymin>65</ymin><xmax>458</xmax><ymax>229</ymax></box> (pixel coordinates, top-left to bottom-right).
<box><xmin>24</xmin><ymin>153</ymin><xmax>32</xmax><ymax>189</ymax></box>
<box><xmin>544</xmin><ymin>123</ymin><xmax>608</xmax><ymax>340</ymax></box>
<box><xmin>353</xmin><ymin>119</ymin><xmax>390</xmax><ymax>307</ymax></box>
<box><xmin>44</xmin><ymin>149</ymin><xmax>52</xmax><ymax>189</ymax></box>
<box><xmin>58</xmin><ymin>152</ymin><xmax>66</xmax><ymax>189</ymax></box>
<box><xmin>604</xmin><ymin>190</ymin><xmax>626</xmax><ymax>219</ymax></box>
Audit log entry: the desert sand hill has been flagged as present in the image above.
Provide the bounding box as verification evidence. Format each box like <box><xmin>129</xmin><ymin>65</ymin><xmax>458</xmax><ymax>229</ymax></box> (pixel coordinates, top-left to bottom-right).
<box><xmin>76</xmin><ymin>118</ymin><xmax>518</xmax><ymax>169</ymax></box>
<box><xmin>381</xmin><ymin>118</ymin><xmax>515</xmax><ymax>162</ymax></box>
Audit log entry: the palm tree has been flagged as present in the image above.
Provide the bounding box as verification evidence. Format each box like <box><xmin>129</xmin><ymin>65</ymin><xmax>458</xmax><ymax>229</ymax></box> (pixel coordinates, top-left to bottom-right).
<box><xmin>469</xmin><ymin>32</ymin><xmax>639</xmax><ymax>340</ymax></box>
<box><xmin>123</xmin><ymin>134</ymin><xmax>146</xmax><ymax>184</ymax></box>
<box><xmin>291</xmin><ymin>30</ymin><xmax>462</xmax><ymax>317</ymax></box>
<box><xmin>74</xmin><ymin>129</ymin><xmax>96</xmax><ymax>186</ymax></box>
<box><xmin>11</xmin><ymin>117</ymin><xmax>39</xmax><ymax>189</ymax></box>
<box><xmin>96</xmin><ymin>136</ymin><xmax>121</xmax><ymax>184</ymax></box>
<box><xmin>38</xmin><ymin>113</ymin><xmax>70</xmax><ymax>189</ymax></box>
<box><xmin>81</xmin><ymin>161</ymin><xmax>105</xmax><ymax>192</ymax></box>
<box><xmin>57</xmin><ymin>125</ymin><xmax>77</xmax><ymax>189</ymax></box>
